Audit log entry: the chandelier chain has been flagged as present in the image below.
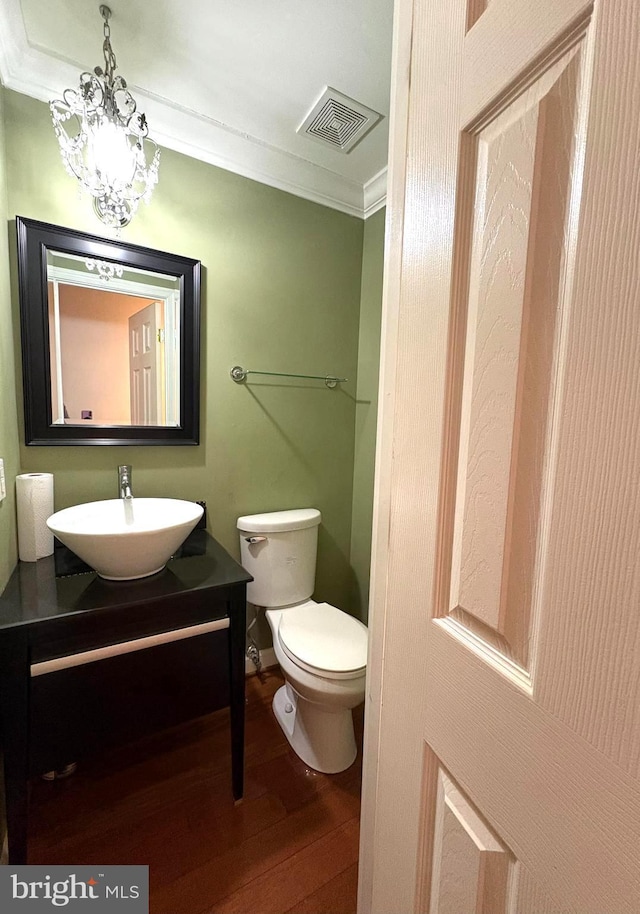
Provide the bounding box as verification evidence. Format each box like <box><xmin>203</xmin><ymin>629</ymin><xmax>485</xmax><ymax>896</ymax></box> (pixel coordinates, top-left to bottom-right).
<box><xmin>98</xmin><ymin>5</ymin><xmax>118</xmax><ymax>88</ymax></box>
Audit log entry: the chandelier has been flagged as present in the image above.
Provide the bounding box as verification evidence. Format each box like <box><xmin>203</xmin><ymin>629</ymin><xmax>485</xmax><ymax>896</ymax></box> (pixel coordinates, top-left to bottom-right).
<box><xmin>50</xmin><ymin>5</ymin><xmax>160</xmax><ymax>229</ymax></box>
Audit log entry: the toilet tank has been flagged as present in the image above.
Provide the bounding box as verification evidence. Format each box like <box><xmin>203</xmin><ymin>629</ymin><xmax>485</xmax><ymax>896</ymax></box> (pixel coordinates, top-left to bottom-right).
<box><xmin>237</xmin><ymin>508</ymin><xmax>321</xmax><ymax>607</ymax></box>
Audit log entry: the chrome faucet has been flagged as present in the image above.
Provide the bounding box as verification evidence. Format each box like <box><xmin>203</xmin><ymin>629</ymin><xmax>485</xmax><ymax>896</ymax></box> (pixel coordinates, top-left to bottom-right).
<box><xmin>118</xmin><ymin>465</ymin><xmax>133</xmax><ymax>500</ymax></box>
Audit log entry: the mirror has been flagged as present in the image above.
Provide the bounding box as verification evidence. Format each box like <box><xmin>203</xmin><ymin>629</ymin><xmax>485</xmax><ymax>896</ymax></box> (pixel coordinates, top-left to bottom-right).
<box><xmin>16</xmin><ymin>217</ymin><xmax>201</xmax><ymax>445</ymax></box>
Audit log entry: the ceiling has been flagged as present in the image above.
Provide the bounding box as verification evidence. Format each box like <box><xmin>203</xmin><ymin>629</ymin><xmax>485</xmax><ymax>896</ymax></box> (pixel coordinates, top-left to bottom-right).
<box><xmin>0</xmin><ymin>0</ymin><xmax>394</xmax><ymax>218</ymax></box>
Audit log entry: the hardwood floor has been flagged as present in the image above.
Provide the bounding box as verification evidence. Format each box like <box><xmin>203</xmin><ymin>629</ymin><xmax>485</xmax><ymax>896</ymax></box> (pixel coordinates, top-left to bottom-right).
<box><xmin>28</xmin><ymin>670</ymin><xmax>363</xmax><ymax>914</ymax></box>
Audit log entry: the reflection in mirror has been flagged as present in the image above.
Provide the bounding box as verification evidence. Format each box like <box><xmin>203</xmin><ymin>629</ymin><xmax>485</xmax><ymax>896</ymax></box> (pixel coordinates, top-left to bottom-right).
<box><xmin>46</xmin><ymin>251</ymin><xmax>181</xmax><ymax>427</ymax></box>
<box><xmin>16</xmin><ymin>217</ymin><xmax>201</xmax><ymax>446</ymax></box>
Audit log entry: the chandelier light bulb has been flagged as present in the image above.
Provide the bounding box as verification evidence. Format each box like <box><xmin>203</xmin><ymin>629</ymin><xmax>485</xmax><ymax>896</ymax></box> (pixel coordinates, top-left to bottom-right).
<box><xmin>50</xmin><ymin>4</ymin><xmax>160</xmax><ymax>229</ymax></box>
<box><xmin>88</xmin><ymin>117</ymin><xmax>137</xmax><ymax>188</ymax></box>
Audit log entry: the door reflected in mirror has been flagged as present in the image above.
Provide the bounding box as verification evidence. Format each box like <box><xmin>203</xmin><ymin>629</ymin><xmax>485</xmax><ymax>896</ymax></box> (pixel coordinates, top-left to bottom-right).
<box><xmin>46</xmin><ymin>251</ymin><xmax>181</xmax><ymax>428</ymax></box>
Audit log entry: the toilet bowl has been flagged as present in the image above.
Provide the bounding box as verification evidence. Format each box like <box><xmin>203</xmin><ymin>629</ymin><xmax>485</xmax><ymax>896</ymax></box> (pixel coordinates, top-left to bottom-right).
<box><xmin>237</xmin><ymin>509</ymin><xmax>368</xmax><ymax>773</ymax></box>
<box><xmin>268</xmin><ymin>601</ymin><xmax>367</xmax><ymax>772</ymax></box>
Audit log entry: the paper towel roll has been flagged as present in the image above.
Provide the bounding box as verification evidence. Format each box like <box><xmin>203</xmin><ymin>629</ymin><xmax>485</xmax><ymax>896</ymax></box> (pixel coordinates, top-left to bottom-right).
<box><xmin>16</xmin><ymin>473</ymin><xmax>54</xmax><ymax>562</ymax></box>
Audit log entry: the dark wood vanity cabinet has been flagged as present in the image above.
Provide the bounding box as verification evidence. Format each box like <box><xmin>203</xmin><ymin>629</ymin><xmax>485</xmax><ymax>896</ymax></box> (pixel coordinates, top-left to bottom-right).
<box><xmin>0</xmin><ymin>530</ymin><xmax>252</xmax><ymax>864</ymax></box>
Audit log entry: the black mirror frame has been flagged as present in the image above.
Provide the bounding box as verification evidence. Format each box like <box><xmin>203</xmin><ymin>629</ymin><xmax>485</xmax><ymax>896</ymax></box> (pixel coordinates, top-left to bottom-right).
<box><xmin>16</xmin><ymin>216</ymin><xmax>201</xmax><ymax>446</ymax></box>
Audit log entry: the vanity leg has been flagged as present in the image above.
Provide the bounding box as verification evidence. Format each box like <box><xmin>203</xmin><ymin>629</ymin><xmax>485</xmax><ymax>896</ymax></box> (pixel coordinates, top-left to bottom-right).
<box><xmin>227</xmin><ymin>589</ymin><xmax>246</xmax><ymax>802</ymax></box>
<box><xmin>0</xmin><ymin>628</ymin><xmax>30</xmax><ymax>864</ymax></box>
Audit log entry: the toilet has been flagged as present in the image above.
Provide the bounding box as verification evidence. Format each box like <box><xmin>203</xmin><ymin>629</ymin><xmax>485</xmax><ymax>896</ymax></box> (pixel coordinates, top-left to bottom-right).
<box><xmin>237</xmin><ymin>508</ymin><xmax>367</xmax><ymax>773</ymax></box>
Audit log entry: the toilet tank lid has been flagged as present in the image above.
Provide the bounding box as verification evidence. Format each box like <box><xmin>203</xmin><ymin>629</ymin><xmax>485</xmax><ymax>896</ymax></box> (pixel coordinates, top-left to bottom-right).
<box><xmin>237</xmin><ymin>508</ymin><xmax>321</xmax><ymax>533</ymax></box>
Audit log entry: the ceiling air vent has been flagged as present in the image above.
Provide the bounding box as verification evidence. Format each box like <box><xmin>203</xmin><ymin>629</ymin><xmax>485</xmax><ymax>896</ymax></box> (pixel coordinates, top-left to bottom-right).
<box><xmin>297</xmin><ymin>87</ymin><xmax>382</xmax><ymax>154</ymax></box>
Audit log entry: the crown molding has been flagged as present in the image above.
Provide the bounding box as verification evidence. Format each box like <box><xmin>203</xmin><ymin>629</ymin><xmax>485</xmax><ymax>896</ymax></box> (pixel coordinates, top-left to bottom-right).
<box><xmin>0</xmin><ymin>0</ymin><xmax>387</xmax><ymax>219</ymax></box>
<box><xmin>138</xmin><ymin>91</ymin><xmax>367</xmax><ymax>218</ymax></box>
<box><xmin>363</xmin><ymin>168</ymin><xmax>388</xmax><ymax>218</ymax></box>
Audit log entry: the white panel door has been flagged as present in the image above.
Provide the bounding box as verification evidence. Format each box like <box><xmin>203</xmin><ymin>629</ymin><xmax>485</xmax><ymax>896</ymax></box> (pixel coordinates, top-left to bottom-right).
<box><xmin>360</xmin><ymin>1</ymin><xmax>640</xmax><ymax>912</ymax></box>
<box><xmin>129</xmin><ymin>301</ymin><xmax>162</xmax><ymax>426</ymax></box>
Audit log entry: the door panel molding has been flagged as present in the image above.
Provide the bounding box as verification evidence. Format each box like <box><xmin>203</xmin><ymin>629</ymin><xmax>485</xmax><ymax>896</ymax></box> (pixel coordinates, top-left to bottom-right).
<box><xmin>437</xmin><ymin>43</ymin><xmax>589</xmax><ymax>675</ymax></box>
<box><xmin>423</xmin><ymin>621</ymin><xmax>640</xmax><ymax>912</ymax></box>
<box><xmin>428</xmin><ymin>767</ymin><xmax>515</xmax><ymax>914</ymax></box>
<box><xmin>463</xmin><ymin>0</ymin><xmax>593</xmax><ymax>131</ymax></box>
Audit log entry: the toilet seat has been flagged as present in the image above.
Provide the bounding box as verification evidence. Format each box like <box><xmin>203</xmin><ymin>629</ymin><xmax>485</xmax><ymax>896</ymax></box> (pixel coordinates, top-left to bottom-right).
<box><xmin>277</xmin><ymin>601</ymin><xmax>367</xmax><ymax>681</ymax></box>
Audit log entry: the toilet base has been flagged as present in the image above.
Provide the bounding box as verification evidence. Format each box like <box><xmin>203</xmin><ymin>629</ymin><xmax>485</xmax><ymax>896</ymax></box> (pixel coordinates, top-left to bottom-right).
<box><xmin>272</xmin><ymin>683</ymin><xmax>357</xmax><ymax>774</ymax></box>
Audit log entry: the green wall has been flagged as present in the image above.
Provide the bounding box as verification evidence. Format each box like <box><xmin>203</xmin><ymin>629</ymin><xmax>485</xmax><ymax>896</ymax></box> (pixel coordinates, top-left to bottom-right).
<box><xmin>0</xmin><ymin>89</ymin><xmax>20</xmax><ymax>590</ymax></box>
<box><xmin>350</xmin><ymin>209</ymin><xmax>386</xmax><ymax>620</ymax></box>
<box><xmin>2</xmin><ymin>89</ymin><xmax>365</xmax><ymax>611</ymax></box>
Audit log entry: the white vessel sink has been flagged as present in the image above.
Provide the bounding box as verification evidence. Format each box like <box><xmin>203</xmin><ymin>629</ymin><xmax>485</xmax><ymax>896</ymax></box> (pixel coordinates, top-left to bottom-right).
<box><xmin>47</xmin><ymin>498</ymin><xmax>204</xmax><ymax>581</ymax></box>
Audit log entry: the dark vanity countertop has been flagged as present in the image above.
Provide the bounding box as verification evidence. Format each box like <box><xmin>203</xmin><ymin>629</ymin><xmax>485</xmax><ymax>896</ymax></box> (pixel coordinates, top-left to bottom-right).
<box><xmin>0</xmin><ymin>530</ymin><xmax>252</xmax><ymax>632</ymax></box>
